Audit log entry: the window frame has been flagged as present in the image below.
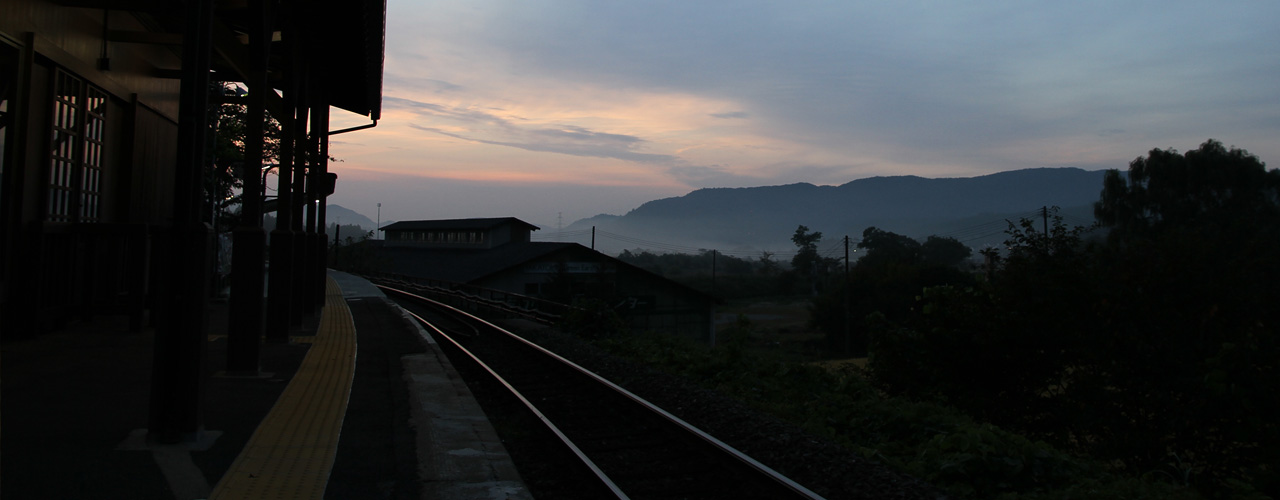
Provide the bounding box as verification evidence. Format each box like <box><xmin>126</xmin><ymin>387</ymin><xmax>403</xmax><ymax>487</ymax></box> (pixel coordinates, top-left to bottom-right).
<box><xmin>46</xmin><ymin>68</ymin><xmax>107</xmax><ymax>223</ymax></box>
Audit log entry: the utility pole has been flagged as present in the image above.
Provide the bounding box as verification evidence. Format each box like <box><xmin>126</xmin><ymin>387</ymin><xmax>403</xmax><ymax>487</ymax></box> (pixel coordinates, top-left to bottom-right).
<box><xmin>376</xmin><ymin>202</ymin><xmax>381</xmax><ymax>240</ymax></box>
<box><xmin>591</xmin><ymin>226</ymin><xmax>595</xmax><ymax>250</ymax></box>
<box><xmin>711</xmin><ymin>249</ymin><xmax>717</xmax><ymax>295</ymax></box>
<box><xmin>844</xmin><ymin>235</ymin><xmax>850</xmax><ymax>355</ymax></box>
<box><xmin>1042</xmin><ymin>206</ymin><xmax>1049</xmax><ymax>239</ymax></box>
<box><xmin>333</xmin><ymin>222</ymin><xmax>340</xmax><ymax>268</ymax></box>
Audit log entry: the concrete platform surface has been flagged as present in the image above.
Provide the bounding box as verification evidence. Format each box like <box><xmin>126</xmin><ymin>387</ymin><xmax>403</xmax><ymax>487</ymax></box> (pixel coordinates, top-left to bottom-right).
<box><xmin>0</xmin><ymin>269</ymin><xmax>528</xmax><ymax>499</ymax></box>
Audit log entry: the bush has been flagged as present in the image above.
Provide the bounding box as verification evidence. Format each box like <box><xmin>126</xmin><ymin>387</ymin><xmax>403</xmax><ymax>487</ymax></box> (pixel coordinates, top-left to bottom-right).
<box><xmin>593</xmin><ymin>329</ymin><xmax>1204</xmax><ymax>499</ymax></box>
<box><xmin>909</xmin><ymin>424</ymin><xmax>1086</xmax><ymax>498</ymax></box>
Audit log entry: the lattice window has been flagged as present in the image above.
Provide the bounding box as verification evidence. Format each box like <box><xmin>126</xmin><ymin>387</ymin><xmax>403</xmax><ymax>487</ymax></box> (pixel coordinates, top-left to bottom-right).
<box><xmin>81</xmin><ymin>86</ymin><xmax>106</xmax><ymax>222</ymax></box>
<box><xmin>47</xmin><ymin>70</ymin><xmax>106</xmax><ymax>223</ymax></box>
<box><xmin>49</xmin><ymin>71</ymin><xmax>80</xmax><ymax>222</ymax></box>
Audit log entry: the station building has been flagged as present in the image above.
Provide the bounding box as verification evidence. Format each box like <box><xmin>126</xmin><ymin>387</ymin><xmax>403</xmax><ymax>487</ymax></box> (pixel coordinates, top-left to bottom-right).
<box><xmin>1</xmin><ymin>0</ymin><xmax>385</xmax><ymax>441</ymax></box>
<box><xmin>377</xmin><ymin>217</ymin><xmax>718</xmax><ymax>342</ymax></box>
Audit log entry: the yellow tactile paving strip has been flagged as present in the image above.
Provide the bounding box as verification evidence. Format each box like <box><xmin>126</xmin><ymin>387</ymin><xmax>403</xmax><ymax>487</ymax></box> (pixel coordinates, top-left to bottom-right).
<box><xmin>209</xmin><ymin>277</ymin><xmax>357</xmax><ymax>500</ymax></box>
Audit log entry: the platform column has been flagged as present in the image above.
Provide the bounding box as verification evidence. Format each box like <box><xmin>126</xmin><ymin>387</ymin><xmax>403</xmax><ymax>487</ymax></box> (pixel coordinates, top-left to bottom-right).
<box><xmin>308</xmin><ymin>94</ymin><xmax>331</xmax><ymax>309</ymax></box>
<box><xmin>289</xmin><ymin>92</ymin><xmax>311</xmax><ymax>326</ymax></box>
<box><xmin>149</xmin><ymin>0</ymin><xmax>214</xmax><ymax>444</ymax></box>
<box><xmin>266</xmin><ymin>18</ymin><xmax>299</xmax><ymax>341</ymax></box>
<box><xmin>226</xmin><ymin>0</ymin><xmax>272</xmax><ymax>372</ymax></box>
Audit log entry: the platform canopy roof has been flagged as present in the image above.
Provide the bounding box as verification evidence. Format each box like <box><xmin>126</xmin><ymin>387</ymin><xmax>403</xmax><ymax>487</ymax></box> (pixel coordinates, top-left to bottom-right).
<box><xmin>54</xmin><ymin>0</ymin><xmax>386</xmax><ymax>120</ymax></box>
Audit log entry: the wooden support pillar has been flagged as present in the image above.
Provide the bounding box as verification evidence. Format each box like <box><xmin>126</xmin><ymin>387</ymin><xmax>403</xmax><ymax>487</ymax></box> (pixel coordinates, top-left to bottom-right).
<box><xmin>2</xmin><ymin>37</ymin><xmax>36</xmax><ymax>336</ymax></box>
<box><xmin>289</xmin><ymin>92</ymin><xmax>310</xmax><ymax>325</ymax></box>
<box><xmin>265</xmin><ymin>20</ymin><xmax>297</xmax><ymax>341</ymax></box>
<box><xmin>313</xmin><ymin>103</ymin><xmax>331</xmax><ymax>307</ymax></box>
<box><xmin>298</xmin><ymin>87</ymin><xmax>319</xmax><ymax>317</ymax></box>
<box><xmin>226</xmin><ymin>0</ymin><xmax>272</xmax><ymax>372</ymax></box>
<box><xmin>149</xmin><ymin>0</ymin><xmax>214</xmax><ymax>444</ymax></box>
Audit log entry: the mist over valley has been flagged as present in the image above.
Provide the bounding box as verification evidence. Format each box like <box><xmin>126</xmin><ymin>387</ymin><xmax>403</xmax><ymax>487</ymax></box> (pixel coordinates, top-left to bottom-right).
<box><xmin>545</xmin><ymin>167</ymin><xmax>1106</xmax><ymax>256</ymax></box>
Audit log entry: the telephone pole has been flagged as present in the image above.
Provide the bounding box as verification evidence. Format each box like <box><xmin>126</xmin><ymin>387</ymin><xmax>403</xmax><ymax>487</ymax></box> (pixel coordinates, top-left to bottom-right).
<box><xmin>1042</xmin><ymin>206</ymin><xmax>1049</xmax><ymax>239</ymax></box>
<box><xmin>844</xmin><ymin>235</ymin><xmax>850</xmax><ymax>354</ymax></box>
<box><xmin>711</xmin><ymin>249</ymin><xmax>717</xmax><ymax>295</ymax></box>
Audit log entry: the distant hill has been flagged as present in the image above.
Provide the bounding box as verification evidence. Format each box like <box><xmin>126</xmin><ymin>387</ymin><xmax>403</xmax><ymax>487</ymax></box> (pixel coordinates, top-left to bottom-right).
<box><xmin>561</xmin><ymin>168</ymin><xmax>1109</xmax><ymax>255</ymax></box>
<box><xmin>326</xmin><ymin>204</ymin><xmax>378</xmax><ymax>231</ymax></box>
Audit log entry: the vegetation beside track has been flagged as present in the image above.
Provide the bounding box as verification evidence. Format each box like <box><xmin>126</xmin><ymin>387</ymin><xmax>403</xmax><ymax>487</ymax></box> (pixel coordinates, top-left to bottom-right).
<box><xmin>591</xmin><ymin>320</ymin><xmax>1205</xmax><ymax>500</ymax></box>
<box><xmin>605</xmin><ymin>142</ymin><xmax>1280</xmax><ymax>499</ymax></box>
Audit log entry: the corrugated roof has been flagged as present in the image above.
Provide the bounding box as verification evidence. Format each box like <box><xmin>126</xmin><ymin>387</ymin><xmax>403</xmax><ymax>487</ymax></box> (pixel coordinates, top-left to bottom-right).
<box><xmin>375</xmin><ymin>241</ymin><xmax>575</xmax><ymax>283</ymax></box>
<box><xmin>371</xmin><ymin>241</ymin><xmax>716</xmax><ymax>302</ymax></box>
<box><xmin>380</xmin><ymin>217</ymin><xmax>540</xmax><ymax>232</ymax></box>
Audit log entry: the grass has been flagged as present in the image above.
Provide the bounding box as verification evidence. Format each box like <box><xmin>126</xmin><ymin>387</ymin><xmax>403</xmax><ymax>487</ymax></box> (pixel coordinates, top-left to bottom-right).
<box><xmin>595</xmin><ymin>300</ymin><xmax>1209</xmax><ymax>500</ymax></box>
<box><xmin>717</xmin><ymin>299</ymin><xmax>825</xmax><ymax>360</ymax></box>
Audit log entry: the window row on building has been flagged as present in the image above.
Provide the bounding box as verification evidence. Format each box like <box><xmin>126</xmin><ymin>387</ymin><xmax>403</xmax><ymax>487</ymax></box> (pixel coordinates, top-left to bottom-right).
<box><xmin>389</xmin><ymin>230</ymin><xmax>486</xmax><ymax>244</ymax></box>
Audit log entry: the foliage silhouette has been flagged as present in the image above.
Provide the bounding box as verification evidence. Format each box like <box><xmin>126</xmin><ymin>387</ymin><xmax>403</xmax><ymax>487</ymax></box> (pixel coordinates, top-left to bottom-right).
<box><xmin>867</xmin><ymin>141</ymin><xmax>1280</xmax><ymax>497</ymax></box>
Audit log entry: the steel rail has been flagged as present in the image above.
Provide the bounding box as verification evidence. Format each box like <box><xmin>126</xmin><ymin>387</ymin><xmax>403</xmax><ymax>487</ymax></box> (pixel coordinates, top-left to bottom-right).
<box><xmin>392</xmin><ymin>291</ymin><xmax>629</xmax><ymax>500</ymax></box>
<box><xmin>380</xmin><ymin>284</ymin><xmax>826</xmax><ymax>500</ymax></box>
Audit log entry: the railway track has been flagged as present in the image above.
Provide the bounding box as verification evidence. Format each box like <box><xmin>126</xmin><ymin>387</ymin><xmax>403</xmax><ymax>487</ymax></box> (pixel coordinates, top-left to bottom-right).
<box><xmin>381</xmin><ymin>284</ymin><xmax>825</xmax><ymax>500</ymax></box>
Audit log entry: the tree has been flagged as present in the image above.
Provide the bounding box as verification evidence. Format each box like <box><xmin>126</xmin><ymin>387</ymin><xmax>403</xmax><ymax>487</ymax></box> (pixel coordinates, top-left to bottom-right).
<box><xmin>790</xmin><ymin>225</ymin><xmax>827</xmax><ymax>296</ymax></box>
<box><xmin>866</xmin><ymin>141</ymin><xmax>1280</xmax><ymax>496</ymax></box>
<box><xmin>921</xmin><ymin>235</ymin><xmax>971</xmax><ymax>268</ymax></box>
<box><xmin>757</xmin><ymin>251</ymin><xmax>779</xmax><ymax>276</ymax></box>
<box><xmin>790</xmin><ymin>225</ymin><xmax>823</xmax><ymax>272</ymax></box>
<box><xmin>1087</xmin><ymin>140</ymin><xmax>1280</xmax><ymax>493</ymax></box>
<box><xmin>1095</xmin><ymin>138</ymin><xmax>1280</xmax><ymax>237</ymax></box>
<box><xmin>1001</xmin><ymin>208</ymin><xmax>1086</xmax><ymax>260</ymax></box>
<box><xmin>857</xmin><ymin>226</ymin><xmax>921</xmax><ymax>264</ymax></box>
<box><xmin>810</xmin><ymin>227</ymin><xmax>974</xmax><ymax>356</ymax></box>
<box><xmin>206</xmin><ymin>83</ymin><xmax>281</xmax><ymax>229</ymax></box>
<box><xmin>865</xmin><ymin>213</ymin><xmax>1095</xmax><ymax>446</ymax></box>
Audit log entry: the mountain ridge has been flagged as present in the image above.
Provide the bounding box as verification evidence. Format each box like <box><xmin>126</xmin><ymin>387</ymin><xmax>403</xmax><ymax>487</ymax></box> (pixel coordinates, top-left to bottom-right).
<box><xmin>325</xmin><ymin>204</ymin><xmax>379</xmax><ymax>231</ymax></box>
<box><xmin>563</xmin><ymin>167</ymin><xmax>1108</xmax><ymax>254</ymax></box>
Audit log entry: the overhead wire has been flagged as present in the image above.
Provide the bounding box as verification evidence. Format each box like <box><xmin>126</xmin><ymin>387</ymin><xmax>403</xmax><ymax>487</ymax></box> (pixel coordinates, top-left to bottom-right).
<box><xmin>531</xmin><ymin>228</ymin><xmax>593</xmax><ymax>241</ymax></box>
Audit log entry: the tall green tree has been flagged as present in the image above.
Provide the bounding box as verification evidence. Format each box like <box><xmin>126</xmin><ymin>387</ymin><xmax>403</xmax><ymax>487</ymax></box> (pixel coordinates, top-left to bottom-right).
<box><xmin>811</xmin><ymin>227</ymin><xmax>974</xmax><ymax>356</ymax></box>
<box><xmin>857</xmin><ymin>226</ymin><xmax>921</xmax><ymax>263</ymax></box>
<box><xmin>1088</xmin><ymin>139</ymin><xmax>1280</xmax><ymax>494</ymax></box>
<box><xmin>866</xmin><ymin>141</ymin><xmax>1280</xmax><ymax>497</ymax></box>
<box><xmin>1096</xmin><ymin>138</ymin><xmax>1280</xmax><ymax>237</ymax></box>
<box><xmin>921</xmin><ymin>235</ymin><xmax>971</xmax><ymax>268</ymax></box>
<box><xmin>790</xmin><ymin>225</ymin><xmax>823</xmax><ymax>272</ymax></box>
<box><xmin>790</xmin><ymin>225</ymin><xmax>826</xmax><ymax>296</ymax></box>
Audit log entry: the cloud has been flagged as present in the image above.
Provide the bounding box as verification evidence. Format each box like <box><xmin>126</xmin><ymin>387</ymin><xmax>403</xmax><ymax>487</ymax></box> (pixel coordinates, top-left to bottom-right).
<box><xmin>422</xmin><ymin>79</ymin><xmax>463</xmax><ymax>93</ymax></box>
<box><xmin>408</xmin><ymin>124</ymin><xmax>679</xmax><ymax>165</ymax></box>
<box><xmin>420</xmin><ymin>1</ymin><xmax>1280</xmax><ymax>173</ymax></box>
<box><xmin>368</xmin><ymin>0</ymin><xmax>1280</xmax><ymax>206</ymax></box>
<box><xmin>383</xmin><ymin>96</ymin><xmax>507</xmax><ymax>125</ymax></box>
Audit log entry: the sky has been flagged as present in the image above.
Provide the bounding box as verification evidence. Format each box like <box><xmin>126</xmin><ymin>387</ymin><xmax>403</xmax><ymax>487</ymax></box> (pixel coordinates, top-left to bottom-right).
<box><xmin>324</xmin><ymin>0</ymin><xmax>1280</xmax><ymax>231</ymax></box>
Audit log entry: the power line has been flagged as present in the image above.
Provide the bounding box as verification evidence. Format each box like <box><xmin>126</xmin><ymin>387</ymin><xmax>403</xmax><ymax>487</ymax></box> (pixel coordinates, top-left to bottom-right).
<box><xmin>531</xmin><ymin>229</ymin><xmax>592</xmax><ymax>241</ymax></box>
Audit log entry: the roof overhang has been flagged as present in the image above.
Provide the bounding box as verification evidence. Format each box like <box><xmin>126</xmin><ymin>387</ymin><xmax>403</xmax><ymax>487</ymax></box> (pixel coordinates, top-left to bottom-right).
<box><xmin>60</xmin><ymin>0</ymin><xmax>385</xmax><ymax>120</ymax></box>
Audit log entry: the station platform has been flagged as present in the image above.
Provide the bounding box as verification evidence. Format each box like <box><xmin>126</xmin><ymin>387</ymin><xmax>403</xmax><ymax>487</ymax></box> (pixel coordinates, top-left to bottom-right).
<box><xmin>0</xmin><ymin>270</ymin><xmax>530</xmax><ymax>499</ymax></box>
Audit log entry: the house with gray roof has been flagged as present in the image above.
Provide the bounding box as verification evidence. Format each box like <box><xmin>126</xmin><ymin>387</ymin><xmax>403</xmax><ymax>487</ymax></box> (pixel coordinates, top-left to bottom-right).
<box><xmin>376</xmin><ymin>218</ymin><xmax>716</xmax><ymax>341</ymax></box>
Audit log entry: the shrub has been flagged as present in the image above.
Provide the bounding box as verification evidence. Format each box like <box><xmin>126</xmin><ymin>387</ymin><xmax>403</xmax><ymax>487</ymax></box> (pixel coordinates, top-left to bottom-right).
<box><xmin>593</xmin><ymin>330</ymin><xmax>1207</xmax><ymax>499</ymax></box>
